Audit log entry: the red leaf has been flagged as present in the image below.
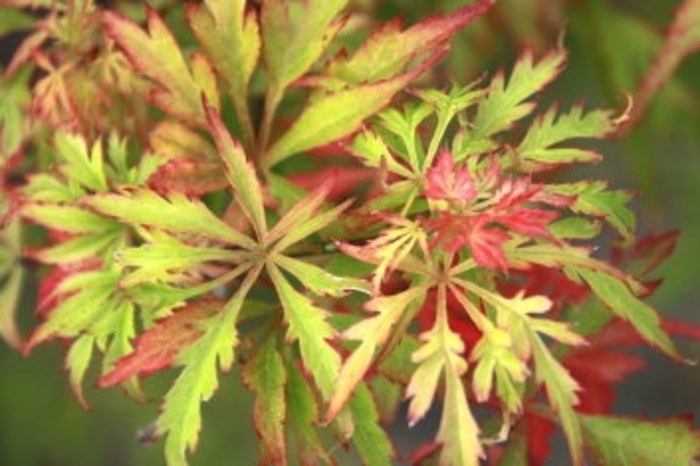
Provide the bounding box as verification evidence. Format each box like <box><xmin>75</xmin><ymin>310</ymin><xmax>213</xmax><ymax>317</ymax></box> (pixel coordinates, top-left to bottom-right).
<box><xmin>611</xmin><ymin>231</ymin><xmax>680</xmax><ymax>279</ymax></box>
<box><xmin>424</xmin><ymin>148</ymin><xmax>476</xmax><ymax>202</ymax></box>
<box><xmin>524</xmin><ymin>410</ymin><xmax>557</xmax><ymax>464</ymax></box>
<box><xmin>97</xmin><ymin>300</ymin><xmax>221</xmax><ymax>387</ymax></box>
<box><xmin>492</xmin><ymin>207</ymin><xmax>558</xmax><ymax>239</ymax></box>
<box><xmin>462</xmin><ymin>217</ymin><xmax>510</xmax><ymax>270</ymax></box>
<box><xmin>427</xmin><ymin>214</ymin><xmax>511</xmax><ymax>270</ymax></box>
<box><xmin>564</xmin><ymin>348</ymin><xmax>645</xmax><ymax>414</ymax></box>
<box><xmin>288</xmin><ymin>165</ymin><xmax>375</xmax><ymax>201</ymax></box>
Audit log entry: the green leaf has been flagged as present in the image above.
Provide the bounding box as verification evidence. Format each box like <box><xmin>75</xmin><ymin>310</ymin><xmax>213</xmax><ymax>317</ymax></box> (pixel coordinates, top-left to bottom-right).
<box><xmin>406</xmin><ymin>285</ymin><xmax>482</xmax><ymax>465</ymax></box>
<box><xmin>264</xmin><ymin>184</ymin><xmax>329</xmax><ymax>247</ymax></box>
<box><xmin>549</xmin><ymin>217</ymin><xmax>602</xmax><ymax>240</ymax></box>
<box><xmin>103</xmin><ymin>7</ymin><xmax>219</xmax><ymax>128</ymax></box>
<box><xmin>348</xmin><ymin>383</ymin><xmax>395</xmax><ymax>466</ymax></box>
<box><xmin>470</xmin><ymin>324</ymin><xmax>527</xmax><ymax>413</ymax></box>
<box><xmin>375</xmin><ymin>102</ymin><xmax>433</xmax><ymax>171</ymax></box>
<box><xmin>22</xmin><ymin>203</ymin><xmax>119</xmax><ymax>234</ymax></box>
<box><xmin>267</xmin><ymin>173</ymin><xmax>309</xmax><ymax>212</ymax></box>
<box><xmin>284</xmin><ymin>351</ymin><xmax>332</xmax><ymax>465</ymax></box>
<box><xmin>326</xmin><ymin>0</ymin><xmax>494</xmax><ymax>83</ymax></box>
<box><xmin>517</xmin><ymin>105</ymin><xmax>615</xmax><ymax>169</ymax></box>
<box><xmin>438</xmin><ymin>352</ymin><xmax>482</xmax><ymax>466</ymax></box>
<box><xmin>65</xmin><ymin>334</ymin><xmax>95</xmax><ymax>408</ymax></box>
<box><xmin>150</xmin><ymin>121</ymin><xmax>218</xmax><ymax>162</ymax></box>
<box><xmin>0</xmin><ymin>65</ymin><xmax>31</xmax><ymax>159</ymax></box>
<box><xmin>25</xmin><ymin>269</ymin><xmax>121</xmax><ymax>352</ymax></box>
<box><xmin>349</xmin><ymin>128</ymin><xmax>414</xmax><ymax>178</ymax></box>
<box><xmin>573</xmin><ymin>267</ymin><xmax>681</xmax><ymax>359</ymax></box>
<box><xmin>0</xmin><ymin>7</ymin><xmax>34</xmax><ymax>36</ymax></box>
<box><xmin>30</xmin><ymin>232</ymin><xmax>123</xmax><ymax>264</ymax></box>
<box><xmin>261</xmin><ymin>0</ymin><xmax>348</xmax><ymax>91</ymax></box>
<box><xmin>82</xmin><ymin>189</ymin><xmax>256</xmax><ymax>248</ymax></box>
<box><xmin>529</xmin><ymin>332</ymin><xmax>583</xmax><ymax>465</ymax></box>
<box><xmin>0</xmin><ymin>264</ymin><xmax>22</xmax><ymax>349</ymax></box>
<box><xmin>205</xmin><ymin>107</ymin><xmax>267</xmax><ymax>236</ymax></box>
<box><xmin>242</xmin><ymin>334</ymin><xmax>287</xmax><ymax>465</ymax></box>
<box><xmin>328</xmin><ymin>283</ymin><xmax>429</xmax><ymax>421</ymax></box>
<box><xmin>263</xmin><ymin>56</ymin><xmax>442</xmax><ymax>169</ymax></box>
<box><xmin>54</xmin><ymin>132</ymin><xmax>108</xmax><ymax>192</ymax></box>
<box><xmin>116</xmin><ymin>239</ymin><xmax>244</xmax><ymax>288</ymax></box>
<box><xmin>273</xmin><ymin>254</ymin><xmax>370</xmax><ymax>297</ymax></box>
<box><xmin>98</xmin><ymin>299</ymin><xmax>142</xmax><ymax>401</ymax></box>
<box><xmin>549</xmin><ymin>181</ymin><xmax>635</xmax><ymax>239</ymax></box>
<box><xmin>580</xmin><ymin>414</ymin><xmax>700</xmax><ymax>466</ymax></box>
<box><xmin>268</xmin><ymin>263</ymin><xmax>341</xmax><ymax>402</ymax></box>
<box><xmin>268</xmin><ymin>187</ymin><xmax>348</xmax><ymax>252</ymax></box>
<box><xmin>0</xmin><ymin>217</ymin><xmax>22</xmax><ymax>348</ymax></box>
<box><xmin>186</xmin><ymin>0</ymin><xmax>260</xmax><ymax>149</ymax></box>
<box><xmin>468</xmin><ymin>47</ymin><xmax>567</xmax><ymax>152</ymax></box>
<box><xmin>157</xmin><ymin>265</ymin><xmax>261</xmax><ymax>466</ymax></box>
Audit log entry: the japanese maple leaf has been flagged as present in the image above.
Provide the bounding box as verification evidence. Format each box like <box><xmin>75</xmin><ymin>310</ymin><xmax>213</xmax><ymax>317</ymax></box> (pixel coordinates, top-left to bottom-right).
<box><xmin>425</xmin><ymin>148</ymin><xmax>476</xmax><ymax>202</ymax></box>
<box><xmin>499</xmin><ymin>264</ymin><xmax>590</xmax><ymax>316</ymax></box>
<box><xmin>426</xmin><ymin>213</ymin><xmax>511</xmax><ymax>270</ymax></box>
<box><xmin>417</xmin><ymin>286</ymin><xmax>484</xmax><ymax>350</ymax></box>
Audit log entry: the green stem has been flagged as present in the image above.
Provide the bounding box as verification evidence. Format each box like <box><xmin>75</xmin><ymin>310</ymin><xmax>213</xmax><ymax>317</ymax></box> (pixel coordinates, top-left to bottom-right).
<box><xmin>230</xmin><ymin>91</ymin><xmax>256</xmax><ymax>156</ymax></box>
<box><xmin>258</xmin><ymin>84</ymin><xmax>284</xmax><ymax>168</ymax></box>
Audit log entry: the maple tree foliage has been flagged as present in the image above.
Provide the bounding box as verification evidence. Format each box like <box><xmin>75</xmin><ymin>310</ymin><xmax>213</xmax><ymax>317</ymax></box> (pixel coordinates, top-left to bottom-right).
<box><xmin>2</xmin><ymin>1</ymin><xmax>700</xmax><ymax>466</ymax></box>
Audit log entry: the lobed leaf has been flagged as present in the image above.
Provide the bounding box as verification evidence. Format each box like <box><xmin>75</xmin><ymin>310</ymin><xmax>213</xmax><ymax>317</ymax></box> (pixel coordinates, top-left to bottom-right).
<box><xmin>469</xmin><ymin>47</ymin><xmax>567</xmax><ymax>152</ymax></box>
<box><xmin>273</xmin><ymin>254</ymin><xmax>370</xmax><ymax>298</ymax></box>
<box><xmin>529</xmin><ymin>332</ymin><xmax>584</xmax><ymax>466</ymax></box>
<box><xmin>348</xmin><ymin>383</ymin><xmax>396</xmax><ymax>466</ymax></box>
<box><xmin>268</xmin><ymin>187</ymin><xmax>349</xmax><ymax>253</ymax></box>
<box><xmin>261</xmin><ymin>0</ymin><xmax>348</xmax><ymax>91</ymax></box>
<box><xmin>186</xmin><ymin>0</ymin><xmax>260</xmax><ymax>148</ymax></box>
<box><xmin>205</xmin><ymin>106</ymin><xmax>267</xmax><ymax>236</ymax></box>
<box><xmin>326</xmin><ymin>0</ymin><xmax>495</xmax><ymax>83</ymax></box>
<box><xmin>102</xmin><ymin>7</ymin><xmax>219</xmax><ymax>128</ymax></box>
<box><xmin>82</xmin><ymin>189</ymin><xmax>256</xmax><ymax>249</ymax></box>
<box><xmin>268</xmin><ymin>263</ymin><xmax>341</xmax><ymax>402</ymax></box>
<box><xmin>263</xmin><ymin>52</ymin><xmax>444</xmax><ymax>169</ymax></box>
<box><xmin>22</xmin><ymin>203</ymin><xmax>119</xmax><ymax>234</ymax></box>
<box><xmin>328</xmin><ymin>283</ymin><xmax>430</xmax><ymax>422</ymax></box>
<box><xmin>573</xmin><ymin>267</ymin><xmax>681</xmax><ymax>360</ymax></box>
<box><xmin>549</xmin><ymin>181</ymin><xmax>635</xmax><ymax>239</ymax></box>
<box><xmin>54</xmin><ymin>132</ymin><xmax>109</xmax><ymax>192</ymax></box>
<box><xmin>405</xmin><ymin>286</ymin><xmax>481</xmax><ymax>465</ymax></box>
<box><xmin>115</xmin><ymin>239</ymin><xmax>243</xmax><ymax>288</ymax></box>
<box><xmin>580</xmin><ymin>414</ymin><xmax>700</xmax><ymax>465</ymax></box>
<box><xmin>470</xmin><ymin>324</ymin><xmax>528</xmax><ymax>412</ymax></box>
<box><xmin>437</xmin><ymin>352</ymin><xmax>483</xmax><ymax>466</ymax></box>
<box><xmin>284</xmin><ymin>353</ymin><xmax>332</xmax><ymax>465</ymax></box>
<box><xmin>98</xmin><ymin>299</ymin><xmax>142</xmax><ymax>401</ymax></box>
<box><xmin>241</xmin><ymin>334</ymin><xmax>287</xmax><ymax>465</ymax></box>
<box><xmin>0</xmin><ymin>264</ymin><xmax>23</xmax><ymax>349</ymax></box>
<box><xmin>517</xmin><ymin>105</ymin><xmax>615</xmax><ymax>170</ymax></box>
<box><xmin>65</xmin><ymin>334</ymin><xmax>95</xmax><ymax>408</ymax></box>
<box><xmin>156</xmin><ymin>265</ymin><xmax>261</xmax><ymax>466</ymax></box>
<box><xmin>97</xmin><ymin>300</ymin><xmax>220</xmax><ymax>388</ymax></box>
<box><xmin>25</xmin><ymin>269</ymin><xmax>120</xmax><ymax>353</ymax></box>
<box><xmin>0</xmin><ymin>65</ymin><xmax>31</xmax><ymax>159</ymax></box>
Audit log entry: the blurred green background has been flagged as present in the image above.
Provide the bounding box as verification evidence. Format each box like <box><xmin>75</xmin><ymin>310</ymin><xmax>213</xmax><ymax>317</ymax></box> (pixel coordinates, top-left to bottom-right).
<box><xmin>2</xmin><ymin>0</ymin><xmax>700</xmax><ymax>464</ymax></box>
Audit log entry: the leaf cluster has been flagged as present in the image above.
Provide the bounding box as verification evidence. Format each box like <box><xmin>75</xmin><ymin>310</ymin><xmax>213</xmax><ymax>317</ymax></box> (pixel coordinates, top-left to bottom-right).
<box><xmin>1</xmin><ymin>1</ymin><xmax>699</xmax><ymax>466</ymax></box>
